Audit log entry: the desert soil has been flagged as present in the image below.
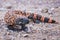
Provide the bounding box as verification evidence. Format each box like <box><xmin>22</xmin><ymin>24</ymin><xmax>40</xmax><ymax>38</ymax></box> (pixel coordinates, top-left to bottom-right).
<box><xmin>0</xmin><ymin>0</ymin><xmax>60</xmax><ymax>40</ymax></box>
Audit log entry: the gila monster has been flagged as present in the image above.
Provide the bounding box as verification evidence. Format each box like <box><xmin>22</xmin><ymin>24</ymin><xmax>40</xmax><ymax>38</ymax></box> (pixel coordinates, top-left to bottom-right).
<box><xmin>4</xmin><ymin>10</ymin><xmax>58</xmax><ymax>30</ymax></box>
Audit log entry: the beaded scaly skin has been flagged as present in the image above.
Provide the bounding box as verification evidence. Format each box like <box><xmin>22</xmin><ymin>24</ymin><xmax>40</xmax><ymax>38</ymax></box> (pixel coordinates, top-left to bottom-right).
<box><xmin>4</xmin><ymin>10</ymin><xmax>59</xmax><ymax>27</ymax></box>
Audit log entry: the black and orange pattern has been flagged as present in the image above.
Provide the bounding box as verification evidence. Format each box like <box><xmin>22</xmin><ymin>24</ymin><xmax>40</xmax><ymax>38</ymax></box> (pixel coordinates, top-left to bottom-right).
<box><xmin>4</xmin><ymin>10</ymin><xmax>58</xmax><ymax>26</ymax></box>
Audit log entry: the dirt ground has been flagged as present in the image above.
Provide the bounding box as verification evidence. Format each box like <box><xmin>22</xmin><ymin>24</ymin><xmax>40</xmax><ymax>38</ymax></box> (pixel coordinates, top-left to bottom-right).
<box><xmin>0</xmin><ymin>0</ymin><xmax>60</xmax><ymax>40</ymax></box>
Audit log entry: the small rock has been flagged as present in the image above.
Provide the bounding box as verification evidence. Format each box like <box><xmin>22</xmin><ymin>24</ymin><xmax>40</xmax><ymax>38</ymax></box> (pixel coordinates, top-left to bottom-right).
<box><xmin>6</xmin><ymin>6</ymin><xmax>12</xmax><ymax>9</ymax></box>
<box><xmin>41</xmin><ymin>8</ymin><xmax>48</xmax><ymax>13</ymax></box>
<box><xmin>2</xmin><ymin>2</ymin><xmax>12</xmax><ymax>9</ymax></box>
<box><xmin>42</xmin><ymin>38</ymin><xmax>46</xmax><ymax>40</ymax></box>
<box><xmin>48</xmin><ymin>12</ymin><xmax>53</xmax><ymax>15</ymax></box>
<box><xmin>50</xmin><ymin>8</ymin><xmax>55</xmax><ymax>10</ymax></box>
<box><xmin>23</xmin><ymin>34</ymin><xmax>29</xmax><ymax>37</ymax></box>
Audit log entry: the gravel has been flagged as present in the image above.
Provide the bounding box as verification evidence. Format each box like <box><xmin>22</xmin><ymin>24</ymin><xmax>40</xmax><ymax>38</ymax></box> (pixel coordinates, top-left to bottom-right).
<box><xmin>0</xmin><ymin>0</ymin><xmax>60</xmax><ymax>40</ymax></box>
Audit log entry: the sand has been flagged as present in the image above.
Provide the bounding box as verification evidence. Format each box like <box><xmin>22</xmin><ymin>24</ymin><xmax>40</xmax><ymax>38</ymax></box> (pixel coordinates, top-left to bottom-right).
<box><xmin>0</xmin><ymin>0</ymin><xmax>60</xmax><ymax>40</ymax></box>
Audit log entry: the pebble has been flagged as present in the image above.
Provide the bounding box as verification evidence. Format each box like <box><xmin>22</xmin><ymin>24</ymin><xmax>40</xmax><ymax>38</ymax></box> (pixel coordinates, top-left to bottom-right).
<box><xmin>2</xmin><ymin>2</ymin><xmax>12</xmax><ymax>9</ymax></box>
<box><xmin>50</xmin><ymin>7</ymin><xmax>55</xmax><ymax>11</ymax></box>
<box><xmin>42</xmin><ymin>38</ymin><xmax>46</xmax><ymax>40</ymax></box>
<box><xmin>23</xmin><ymin>34</ymin><xmax>29</xmax><ymax>37</ymax></box>
<box><xmin>0</xmin><ymin>0</ymin><xmax>60</xmax><ymax>40</ymax></box>
<box><xmin>41</xmin><ymin>8</ymin><xmax>48</xmax><ymax>13</ymax></box>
